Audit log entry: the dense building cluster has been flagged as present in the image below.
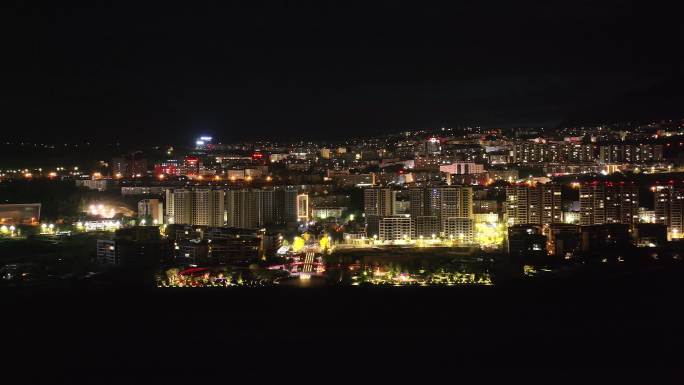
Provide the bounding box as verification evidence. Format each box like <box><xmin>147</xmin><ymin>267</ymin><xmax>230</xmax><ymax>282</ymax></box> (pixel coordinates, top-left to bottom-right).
<box><xmin>3</xmin><ymin>120</ymin><xmax>684</xmax><ymax>272</ymax></box>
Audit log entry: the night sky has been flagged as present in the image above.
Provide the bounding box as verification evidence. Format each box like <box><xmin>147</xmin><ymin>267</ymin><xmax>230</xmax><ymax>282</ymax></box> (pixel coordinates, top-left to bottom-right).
<box><xmin>3</xmin><ymin>1</ymin><xmax>683</xmax><ymax>144</ymax></box>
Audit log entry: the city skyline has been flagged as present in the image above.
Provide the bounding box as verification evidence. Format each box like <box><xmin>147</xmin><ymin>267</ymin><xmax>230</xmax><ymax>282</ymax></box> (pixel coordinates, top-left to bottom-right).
<box><xmin>2</xmin><ymin>1</ymin><xmax>684</xmax><ymax>375</ymax></box>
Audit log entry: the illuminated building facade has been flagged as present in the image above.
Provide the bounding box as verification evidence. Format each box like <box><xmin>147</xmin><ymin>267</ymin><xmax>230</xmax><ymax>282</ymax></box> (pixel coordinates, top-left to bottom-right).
<box><xmin>192</xmin><ymin>189</ymin><xmax>225</xmax><ymax>227</ymax></box>
<box><xmin>598</xmin><ymin>144</ymin><xmax>663</xmax><ymax>164</ymax></box>
<box><xmin>379</xmin><ymin>216</ymin><xmax>413</xmax><ymax>241</ymax></box>
<box><xmin>297</xmin><ymin>194</ymin><xmax>310</xmax><ymax>221</ymax></box>
<box><xmin>505</xmin><ymin>184</ymin><xmax>562</xmax><ymax>226</ymax></box>
<box><xmin>579</xmin><ymin>183</ymin><xmax>638</xmax><ymax>225</ymax></box>
<box><xmin>654</xmin><ymin>186</ymin><xmax>684</xmax><ymax>238</ymax></box>
<box><xmin>167</xmin><ymin>188</ymin><xmax>223</xmax><ymax>226</ymax></box>
<box><xmin>364</xmin><ymin>187</ymin><xmax>396</xmax><ymax>236</ymax></box>
<box><xmin>226</xmin><ymin>189</ymin><xmax>263</xmax><ymax>229</ymax></box>
<box><xmin>414</xmin><ymin>216</ymin><xmax>440</xmax><ymax>238</ymax></box>
<box><xmin>439</xmin><ymin>162</ymin><xmax>485</xmax><ymax>175</ymax></box>
<box><xmin>444</xmin><ymin>217</ymin><xmax>474</xmax><ymax>244</ymax></box>
<box><xmin>408</xmin><ymin>186</ymin><xmax>473</xmax><ymax>234</ymax></box>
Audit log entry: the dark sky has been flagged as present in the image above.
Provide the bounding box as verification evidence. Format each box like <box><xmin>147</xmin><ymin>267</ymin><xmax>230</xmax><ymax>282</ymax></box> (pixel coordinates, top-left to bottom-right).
<box><xmin>2</xmin><ymin>1</ymin><xmax>683</xmax><ymax>144</ymax></box>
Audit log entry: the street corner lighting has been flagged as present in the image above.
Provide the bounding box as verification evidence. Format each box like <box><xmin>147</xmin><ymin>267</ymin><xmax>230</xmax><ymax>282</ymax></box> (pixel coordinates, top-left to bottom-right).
<box><xmin>266</xmin><ymin>176</ymin><xmax>272</xmax><ymax>181</ymax></box>
<box><xmin>48</xmin><ymin>224</ymin><xmax>54</xmax><ymax>229</ymax></box>
<box><xmin>431</xmin><ymin>233</ymin><xmax>436</xmax><ymax>239</ymax></box>
<box><xmin>158</xmin><ymin>174</ymin><xmax>165</xmax><ymax>180</ymax></box>
<box><xmin>349</xmin><ymin>214</ymin><xmax>355</xmax><ymax>221</ymax></box>
<box><xmin>153</xmin><ymin>219</ymin><xmax>158</xmax><ymax>225</ymax></box>
<box><xmin>41</xmin><ymin>223</ymin><xmax>47</xmax><ymax>229</ymax></box>
<box><xmin>230</xmin><ymin>176</ymin><xmax>236</xmax><ymax>181</ymax></box>
<box><xmin>9</xmin><ymin>225</ymin><xmax>16</xmax><ymax>231</ymax></box>
<box><xmin>140</xmin><ymin>219</ymin><xmax>146</xmax><ymax>225</ymax></box>
<box><xmin>214</xmin><ymin>175</ymin><xmax>221</xmax><ymax>181</ymax></box>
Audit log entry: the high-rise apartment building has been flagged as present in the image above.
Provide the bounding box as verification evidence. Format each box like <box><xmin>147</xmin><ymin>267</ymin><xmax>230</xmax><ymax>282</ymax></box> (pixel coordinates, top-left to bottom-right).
<box><xmin>170</xmin><ymin>189</ymin><xmax>192</xmax><ymax>225</ymax></box>
<box><xmin>654</xmin><ymin>186</ymin><xmax>684</xmax><ymax>238</ymax></box>
<box><xmin>379</xmin><ymin>216</ymin><xmax>413</xmax><ymax>241</ymax></box>
<box><xmin>164</xmin><ymin>188</ymin><xmax>223</xmax><ymax>226</ymax></box>
<box><xmin>297</xmin><ymin>194</ymin><xmax>310</xmax><ymax>221</ymax></box>
<box><xmin>407</xmin><ymin>186</ymin><xmax>473</xmax><ymax>234</ymax></box>
<box><xmin>414</xmin><ymin>216</ymin><xmax>440</xmax><ymax>238</ymax></box>
<box><xmin>226</xmin><ymin>189</ymin><xmax>263</xmax><ymax>229</ymax></box>
<box><xmin>364</xmin><ymin>188</ymin><xmax>395</xmax><ymax>217</ymax></box>
<box><xmin>192</xmin><ymin>189</ymin><xmax>224</xmax><ymax>227</ymax></box>
<box><xmin>364</xmin><ymin>188</ymin><xmax>396</xmax><ymax>236</ymax></box>
<box><xmin>224</xmin><ymin>187</ymin><xmax>297</xmax><ymax>229</ymax></box>
<box><xmin>579</xmin><ymin>183</ymin><xmax>638</xmax><ymax>225</ymax></box>
<box><xmin>444</xmin><ymin>217</ymin><xmax>475</xmax><ymax>244</ymax></box>
<box><xmin>505</xmin><ymin>184</ymin><xmax>562</xmax><ymax>226</ymax></box>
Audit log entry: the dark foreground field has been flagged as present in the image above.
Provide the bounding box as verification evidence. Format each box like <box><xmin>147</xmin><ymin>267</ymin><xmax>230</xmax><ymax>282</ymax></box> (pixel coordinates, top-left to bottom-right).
<box><xmin>3</xmin><ymin>265</ymin><xmax>684</xmax><ymax>382</ymax></box>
